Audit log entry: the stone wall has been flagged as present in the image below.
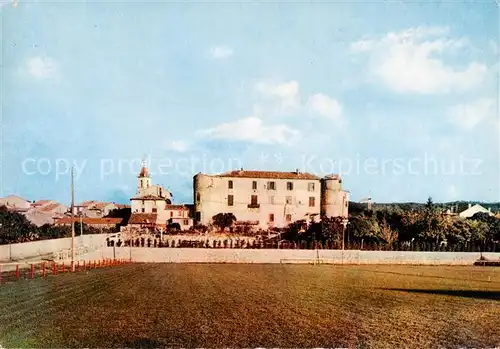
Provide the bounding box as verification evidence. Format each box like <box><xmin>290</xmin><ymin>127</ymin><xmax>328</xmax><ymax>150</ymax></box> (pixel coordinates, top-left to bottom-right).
<box><xmin>101</xmin><ymin>247</ymin><xmax>500</xmax><ymax>265</ymax></box>
<box><xmin>0</xmin><ymin>234</ymin><xmax>108</xmax><ymax>261</ymax></box>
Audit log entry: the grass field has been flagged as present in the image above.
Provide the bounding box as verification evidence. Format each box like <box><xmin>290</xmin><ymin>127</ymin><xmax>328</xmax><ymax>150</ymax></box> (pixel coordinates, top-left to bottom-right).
<box><xmin>0</xmin><ymin>264</ymin><xmax>499</xmax><ymax>348</ymax></box>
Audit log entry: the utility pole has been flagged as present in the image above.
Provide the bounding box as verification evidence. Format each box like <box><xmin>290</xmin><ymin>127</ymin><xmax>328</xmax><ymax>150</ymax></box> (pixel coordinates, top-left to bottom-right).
<box><xmin>71</xmin><ymin>167</ymin><xmax>75</xmax><ymax>272</ymax></box>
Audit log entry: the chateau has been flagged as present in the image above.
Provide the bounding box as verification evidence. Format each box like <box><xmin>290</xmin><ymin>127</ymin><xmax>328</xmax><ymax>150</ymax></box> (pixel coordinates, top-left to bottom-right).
<box><xmin>128</xmin><ymin>162</ymin><xmax>349</xmax><ymax>232</ymax></box>
<box><xmin>194</xmin><ymin>170</ymin><xmax>349</xmax><ymax>230</ymax></box>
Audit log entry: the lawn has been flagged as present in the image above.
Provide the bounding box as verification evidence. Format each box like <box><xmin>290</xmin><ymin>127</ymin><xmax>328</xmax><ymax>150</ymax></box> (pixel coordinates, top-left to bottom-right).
<box><xmin>0</xmin><ymin>264</ymin><xmax>499</xmax><ymax>348</ymax></box>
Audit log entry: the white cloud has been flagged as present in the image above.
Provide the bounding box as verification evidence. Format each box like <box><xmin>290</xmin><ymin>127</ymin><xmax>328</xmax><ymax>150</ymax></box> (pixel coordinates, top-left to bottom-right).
<box><xmin>201</xmin><ymin>116</ymin><xmax>300</xmax><ymax>145</ymax></box>
<box><xmin>307</xmin><ymin>93</ymin><xmax>342</xmax><ymax>120</ymax></box>
<box><xmin>448</xmin><ymin>97</ymin><xmax>496</xmax><ymax>130</ymax></box>
<box><xmin>209</xmin><ymin>45</ymin><xmax>233</xmax><ymax>59</ymax></box>
<box><xmin>351</xmin><ymin>26</ymin><xmax>487</xmax><ymax>94</ymax></box>
<box><xmin>254</xmin><ymin>80</ymin><xmax>301</xmax><ymax>115</ymax></box>
<box><xmin>166</xmin><ymin>140</ymin><xmax>189</xmax><ymax>152</ymax></box>
<box><xmin>27</xmin><ymin>56</ymin><xmax>58</xmax><ymax>79</ymax></box>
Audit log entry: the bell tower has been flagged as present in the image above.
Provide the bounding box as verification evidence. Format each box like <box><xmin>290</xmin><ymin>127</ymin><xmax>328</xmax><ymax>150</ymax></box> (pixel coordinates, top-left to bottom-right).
<box><xmin>137</xmin><ymin>159</ymin><xmax>151</xmax><ymax>192</ymax></box>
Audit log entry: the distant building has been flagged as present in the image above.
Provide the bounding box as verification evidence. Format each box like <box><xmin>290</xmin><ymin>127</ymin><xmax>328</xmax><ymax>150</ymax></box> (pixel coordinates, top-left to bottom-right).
<box><xmin>193</xmin><ymin>169</ymin><xmax>348</xmax><ymax>230</ymax></box>
<box><xmin>458</xmin><ymin>204</ymin><xmax>494</xmax><ymax>219</ymax></box>
<box><xmin>0</xmin><ymin>195</ymin><xmax>31</xmax><ymax>211</ymax></box>
<box><xmin>54</xmin><ymin>217</ymin><xmax>123</xmax><ymax>229</ymax></box>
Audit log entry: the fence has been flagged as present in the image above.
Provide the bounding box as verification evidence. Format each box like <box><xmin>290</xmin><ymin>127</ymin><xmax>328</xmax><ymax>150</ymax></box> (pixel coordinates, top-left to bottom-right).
<box><xmin>0</xmin><ymin>258</ymin><xmax>132</xmax><ymax>285</ymax></box>
<box><xmin>113</xmin><ymin>238</ymin><xmax>500</xmax><ymax>253</ymax></box>
<box><xmin>104</xmin><ymin>247</ymin><xmax>500</xmax><ymax>265</ymax></box>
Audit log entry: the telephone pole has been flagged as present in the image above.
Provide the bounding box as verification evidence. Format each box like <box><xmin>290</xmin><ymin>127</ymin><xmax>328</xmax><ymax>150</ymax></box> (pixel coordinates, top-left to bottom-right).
<box><xmin>71</xmin><ymin>167</ymin><xmax>75</xmax><ymax>272</ymax></box>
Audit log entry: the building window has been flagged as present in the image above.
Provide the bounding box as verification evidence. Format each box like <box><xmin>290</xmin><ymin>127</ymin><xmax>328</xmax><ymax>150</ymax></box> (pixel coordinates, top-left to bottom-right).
<box><xmin>309</xmin><ymin>197</ymin><xmax>316</xmax><ymax>207</ymax></box>
<box><xmin>269</xmin><ymin>213</ymin><xmax>274</xmax><ymax>222</ymax></box>
<box><xmin>228</xmin><ymin>195</ymin><xmax>234</xmax><ymax>206</ymax></box>
<box><xmin>141</xmin><ymin>208</ymin><xmax>145</xmax><ymax>213</ymax></box>
<box><xmin>286</xmin><ymin>196</ymin><xmax>292</xmax><ymax>204</ymax></box>
<box><xmin>228</xmin><ymin>180</ymin><xmax>233</xmax><ymax>189</ymax></box>
<box><xmin>308</xmin><ymin>182</ymin><xmax>315</xmax><ymax>191</ymax></box>
<box><xmin>196</xmin><ymin>193</ymin><xmax>200</xmax><ymax>203</ymax></box>
<box><xmin>267</xmin><ymin>181</ymin><xmax>276</xmax><ymax>190</ymax></box>
<box><xmin>287</xmin><ymin>182</ymin><xmax>293</xmax><ymax>191</ymax></box>
<box><xmin>251</xmin><ymin>195</ymin><xmax>258</xmax><ymax>205</ymax></box>
<box><xmin>152</xmin><ymin>208</ymin><xmax>157</xmax><ymax>213</ymax></box>
<box><xmin>183</xmin><ymin>219</ymin><xmax>189</xmax><ymax>225</ymax></box>
<box><xmin>286</xmin><ymin>214</ymin><xmax>292</xmax><ymax>222</ymax></box>
<box><xmin>178</xmin><ymin>210</ymin><xmax>182</xmax><ymax>217</ymax></box>
<box><xmin>270</xmin><ymin>196</ymin><xmax>275</xmax><ymax>205</ymax></box>
<box><xmin>252</xmin><ymin>181</ymin><xmax>257</xmax><ymax>190</ymax></box>
<box><xmin>170</xmin><ymin>211</ymin><xmax>173</xmax><ymax>218</ymax></box>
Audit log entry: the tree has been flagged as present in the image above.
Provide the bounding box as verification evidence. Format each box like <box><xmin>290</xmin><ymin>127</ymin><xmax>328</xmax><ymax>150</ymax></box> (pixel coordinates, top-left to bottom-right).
<box><xmin>0</xmin><ymin>207</ymin><xmax>38</xmax><ymax>244</ymax></box>
<box><xmin>212</xmin><ymin>213</ymin><xmax>237</xmax><ymax>232</ymax></box>
<box><xmin>379</xmin><ymin>219</ymin><xmax>398</xmax><ymax>249</ymax></box>
<box><xmin>105</xmin><ymin>207</ymin><xmax>131</xmax><ymax>225</ymax></box>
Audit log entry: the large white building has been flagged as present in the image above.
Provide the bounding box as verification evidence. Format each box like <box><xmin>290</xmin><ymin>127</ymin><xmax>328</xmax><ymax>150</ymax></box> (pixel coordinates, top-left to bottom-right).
<box><xmin>193</xmin><ymin>170</ymin><xmax>348</xmax><ymax>230</ymax></box>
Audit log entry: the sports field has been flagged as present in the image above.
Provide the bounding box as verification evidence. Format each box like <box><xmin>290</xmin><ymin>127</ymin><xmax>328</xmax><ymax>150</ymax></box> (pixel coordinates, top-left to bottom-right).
<box><xmin>0</xmin><ymin>264</ymin><xmax>499</xmax><ymax>348</ymax></box>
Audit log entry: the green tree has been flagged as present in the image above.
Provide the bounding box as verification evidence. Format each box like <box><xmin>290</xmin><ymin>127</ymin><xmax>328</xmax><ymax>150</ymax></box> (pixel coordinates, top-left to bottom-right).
<box><xmin>212</xmin><ymin>213</ymin><xmax>237</xmax><ymax>232</ymax></box>
<box><xmin>0</xmin><ymin>206</ymin><xmax>38</xmax><ymax>244</ymax></box>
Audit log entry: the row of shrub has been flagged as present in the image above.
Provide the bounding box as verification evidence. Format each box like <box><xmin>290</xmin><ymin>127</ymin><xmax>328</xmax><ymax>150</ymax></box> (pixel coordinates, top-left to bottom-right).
<box><xmin>107</xmin><ymin>238</ymin><xmax>500</xmax><ymax>252</ymax></box>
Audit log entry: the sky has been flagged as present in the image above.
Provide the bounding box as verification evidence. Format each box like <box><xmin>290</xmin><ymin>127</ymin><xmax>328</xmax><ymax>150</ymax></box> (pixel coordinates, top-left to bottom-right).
<box><xmin>1</xmin><ymin>0</ymin><xmax>499</xmax><ymax>205</ymax></box>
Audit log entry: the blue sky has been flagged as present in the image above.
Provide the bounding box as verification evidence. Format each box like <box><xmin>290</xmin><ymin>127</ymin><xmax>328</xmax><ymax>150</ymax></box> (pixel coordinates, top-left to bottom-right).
<box><xmin>1</xmin><ymin>0</ymin><xmax>499</xmax><ymax>205</ymax></box>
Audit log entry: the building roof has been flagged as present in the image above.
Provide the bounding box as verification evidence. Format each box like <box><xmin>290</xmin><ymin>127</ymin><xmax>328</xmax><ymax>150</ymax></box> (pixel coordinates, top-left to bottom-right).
<box><xmin>138</xmin><ymin>164</ymin><xmax>150</xmax><ymax>178</ymax></box>
<box><xmin>79</xmin><ymin>200</ymin><xmax>98</xmax><ymax>208</ymax></box>
<box><xmin>54</xmin><ymin>217</ymin><xmax>123</xmax><ymax>225</ymax></box>
<box><xmin>33</xmin><ymin>199</ymin><xmax>53</xmax><ymax>206</ymax></box>
<box><xmin>88</xmin><ymin>202</ymin><xmax>115</xmax><ymax>210</ymax></box>
<box><xmin>39</xmin><ymin>203</ymin><xmax>64</xmax><ymax>212</ymax></box>
<box><xmin>131</xmin><ymin>195</ymin><xmax>164</xmax><ymax>201</ymax></box>
<box><xmin>128</xmin><ymin>213</ymin><xmax>157</xmax><ymax>225</ymax></box>
<box><xmin>218</xmin><ymin>170</ymin><xmax>320</xmax><ymax>180</ymax></box>
<box><xmin>115</xmin><ymin>204</ymin><xmax>131</xmax><ymax>209</ymax></box>
<box><xmin>165</xmin><ymin>204</ymin><xmax>191</xmax><ymax>210</ymax></box>
<box><xmin>459</xmin><ymin>204</ymin><xmax>494</xmax><ymax>218</ymax></box>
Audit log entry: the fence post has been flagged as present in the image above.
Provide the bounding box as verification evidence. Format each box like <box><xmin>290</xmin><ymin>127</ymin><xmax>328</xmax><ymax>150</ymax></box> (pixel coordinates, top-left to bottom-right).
<box><xmin>42</xmin><ymin>262</ymin><xmax>46</xmax><ymax>278</ymax></box>
<box><xmin>83</xmin><ymin>260</ymin><xmax>86</xmax><ymax>271</ymax></box>
<box><xmin>15</xmin><ymin>265</ymin><xmax>20</xmax><ymax>280</ymax></box>
<box><xmin>30</xmin><ymin>264</ymin><xmax>34</xmax><ymax>279</ymax></box>
<box><xmin>53</xmin><ymin>263</ymin><xmax>57</xmax><ymax>275</ymax></box>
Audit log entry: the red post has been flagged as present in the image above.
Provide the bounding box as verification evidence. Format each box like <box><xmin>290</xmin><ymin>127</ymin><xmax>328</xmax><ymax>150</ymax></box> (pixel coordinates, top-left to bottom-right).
<box><xmin>30</xmin><ymin>264</ymin><xmax>34</xmax><ymax>279</ymax></box>
<box><xmin>0</xmin><ymin>265</ymin><xmax>3</xmax><ymax>285</ymax></box>
<box><xmin>42</xmin><ymin>262</ymin><xmax>46</xmax><ymax>278</ymax></box>
<box><xmin>83</xmin><ymin>260</ymin><xmax>86</xmax><ymax>271</ymax></box>
<box><xmin>52</xmin><ymin>263</ymin><xmax>57</xmax><ymax>275</ymax></box>
<box><xmin>62</xmin><ymin>263</ymin><xmax>66</xmax><ymax>273</ymax></box>
<box><xmin>15</xmin><ymin>265</ymin><xmax>20</xmax><ymax>280</ymax></box>
<box><xmin>77</xmin><ymin>260</ymin><xmax>80</xmax><ymax>272</ymax></box>
<box><xmin>93</xmin><ymin>260</ymin><xmax>96</xmax><ymax>269</ymax></box>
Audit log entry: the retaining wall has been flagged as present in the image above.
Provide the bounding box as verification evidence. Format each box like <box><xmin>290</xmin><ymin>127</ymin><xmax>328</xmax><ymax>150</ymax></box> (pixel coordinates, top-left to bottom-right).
<box><xmin>0</xmin><ymin>234</ymin><xmax>108</xmax><ymax>261</ymax></box>
<box><xmin>102</xmin><ymin>247</ymin><xmax>500</xmax><ymax>265</ymax></box>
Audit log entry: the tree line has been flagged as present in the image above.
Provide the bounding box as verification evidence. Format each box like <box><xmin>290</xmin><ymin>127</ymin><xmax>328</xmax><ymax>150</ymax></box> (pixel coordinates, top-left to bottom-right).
<box><xmin>280</xmin><ymin>197</ymin><xmax>500</xmax><ymax>251</ymax></box>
